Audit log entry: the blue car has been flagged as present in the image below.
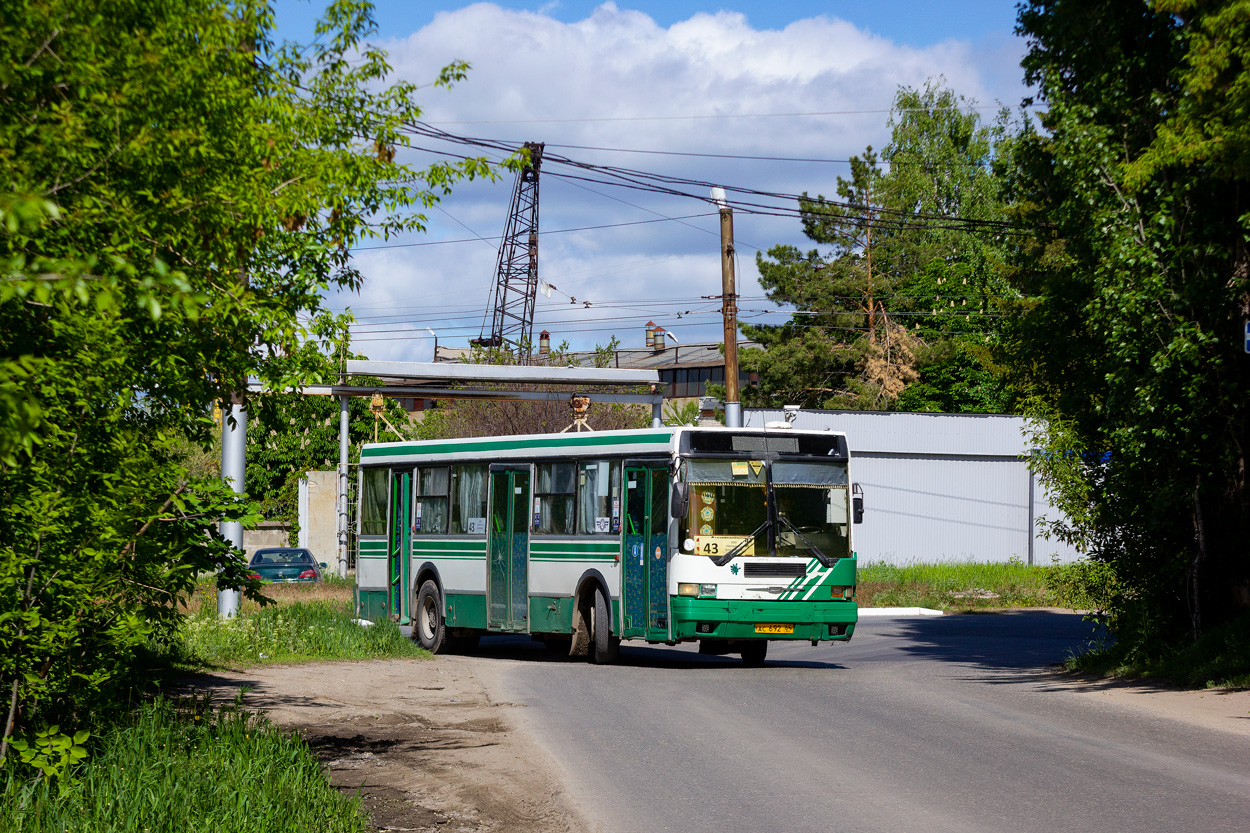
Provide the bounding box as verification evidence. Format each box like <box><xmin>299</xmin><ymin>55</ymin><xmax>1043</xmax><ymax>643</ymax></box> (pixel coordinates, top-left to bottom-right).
<box><xmin>246</xmin><ymin>548</ymin><xmax>325</xmax><ymax>583</ymax></box>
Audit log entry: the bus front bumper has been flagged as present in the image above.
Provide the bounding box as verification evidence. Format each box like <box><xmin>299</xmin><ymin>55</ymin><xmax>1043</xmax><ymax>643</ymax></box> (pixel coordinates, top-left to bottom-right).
<box><xmin>670</xmin><ymin>598</ymin><xmax>858</xmax><ymax>642</ymax></box>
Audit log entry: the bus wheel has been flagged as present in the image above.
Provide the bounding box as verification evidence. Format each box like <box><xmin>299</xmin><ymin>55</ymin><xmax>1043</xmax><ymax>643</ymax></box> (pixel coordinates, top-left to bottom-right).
<box><xmin>740</xmin><ymin>641</ymin><xmax>768</xmax><ymax>666</ymax></box>
<box><xmin>591</xmin><ymin>586</ymin><xmax>619</xmax><ymax>665</ymax></box>
<box><xmin>414</xmin><ymin>580</ymin><xmax>446</xmax><ymax>654</ymax></box>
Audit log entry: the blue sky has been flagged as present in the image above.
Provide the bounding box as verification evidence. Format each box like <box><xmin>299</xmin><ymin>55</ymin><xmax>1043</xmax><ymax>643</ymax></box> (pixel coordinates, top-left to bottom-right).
<box><xmin>272</xmin><ymin>2</ymin><xmax>1031</xmax><ymax>361</ymax></box>
<box><xmin>275</xmin><ymin>1</ymin><xmax>1022</xmax><ymax>50</ymax></box>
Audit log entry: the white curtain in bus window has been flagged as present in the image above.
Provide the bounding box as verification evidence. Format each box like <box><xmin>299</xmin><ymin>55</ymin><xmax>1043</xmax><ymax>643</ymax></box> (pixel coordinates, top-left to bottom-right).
<box><xmin>416</xmin><ymin>466</ymin><xmax>449</xmax><ymax>534</ymax></box>
<box><xmin>577</xmin><ymin>461</ymin><xmax>620</xmax><ymax>534</ymax></box>
<box><xmin>451</xmin><ymin>465</ymin><xmax>488</xmax><ymax>534</ymax></box>
<box><xmin>535</xmin><ymin>462</ymin><xmax>575</xmax><ymax>534</ymax></box>
<box><xmin>360</xmin><ymin>468</ymin><xmax>389</xmax><ymax>535</ymax></box>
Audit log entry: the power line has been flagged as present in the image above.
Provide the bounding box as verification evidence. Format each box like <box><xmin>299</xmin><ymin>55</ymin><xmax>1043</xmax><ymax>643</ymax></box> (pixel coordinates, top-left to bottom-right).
<box><xmin>350</xmin><ymin>212</ymin><xmax>717</xmax><ymax>251</ymax></box>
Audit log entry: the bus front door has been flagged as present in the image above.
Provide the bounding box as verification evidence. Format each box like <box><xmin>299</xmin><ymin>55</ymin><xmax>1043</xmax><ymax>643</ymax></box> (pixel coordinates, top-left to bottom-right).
<box><xmin>488</xmin><ymin>467</ymin><xmax>530</xmax><ymax>632</ymax></box>
<box><xmin>387</xmin><ymin>469</ymin><xmax>412</xmax><ymax>624</ymax></box>
<box><xmin>622</xmin><ymin>467</ymin><xmax>669</xmax><ymax>640</ymax></box>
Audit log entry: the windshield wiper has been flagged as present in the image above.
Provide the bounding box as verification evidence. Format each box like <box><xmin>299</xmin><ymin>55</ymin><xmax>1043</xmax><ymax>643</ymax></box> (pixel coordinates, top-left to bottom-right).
<box><xmin>711</xmin><ymin>518</ymin><xmax>770</xmax><ymax>567</ymax></box>
<box><xmin>776</xmin><ymin>512</ymin><xmax>834</xmax><ymax>568</ymax></box>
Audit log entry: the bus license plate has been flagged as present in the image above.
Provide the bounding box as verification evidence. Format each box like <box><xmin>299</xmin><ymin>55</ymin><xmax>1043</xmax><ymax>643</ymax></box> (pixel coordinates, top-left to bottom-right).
<box><xmin>755</xmin><ymin>624</ymin><xmax>793</xmax><ymax>634</ymax></box>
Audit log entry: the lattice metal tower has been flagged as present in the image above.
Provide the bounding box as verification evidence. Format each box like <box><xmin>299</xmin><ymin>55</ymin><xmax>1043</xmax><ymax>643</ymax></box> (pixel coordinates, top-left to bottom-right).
<box><xmin>473</xmin><ymin>142</ymin><xmax>544</xmax><ymax>357</ymax></box>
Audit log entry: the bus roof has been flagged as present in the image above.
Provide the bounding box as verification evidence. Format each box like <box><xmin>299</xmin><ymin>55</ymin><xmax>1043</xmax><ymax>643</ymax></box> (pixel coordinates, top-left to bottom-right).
<box><xmin>359</xmin><ymin>425</ymin><xmax>848</xmax><ymax>467</ymax></box>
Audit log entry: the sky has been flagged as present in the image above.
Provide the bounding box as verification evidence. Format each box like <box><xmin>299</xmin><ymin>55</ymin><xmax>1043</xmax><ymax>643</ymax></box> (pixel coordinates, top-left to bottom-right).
<box><xmin>272</xmin><ymin>1</ymin><xmax>1032</xmax><ymax>362</ymax></box>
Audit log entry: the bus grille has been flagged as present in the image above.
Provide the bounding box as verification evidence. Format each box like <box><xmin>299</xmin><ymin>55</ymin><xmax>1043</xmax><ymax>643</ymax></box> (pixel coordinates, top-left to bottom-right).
<box><xmin>743</xmin><ymin>562</ymin><xmax>806</xmax><ymax>578</ymax></box>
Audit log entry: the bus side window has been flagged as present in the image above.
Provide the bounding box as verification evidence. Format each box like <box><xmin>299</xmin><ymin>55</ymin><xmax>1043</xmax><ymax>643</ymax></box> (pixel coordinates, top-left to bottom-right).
<box><xmin>415</xmin><ymin>466</ymin><xmax>449</xmax><ymax>534</ymax></box>
<box><xmin>360</xmin><ymin>468</ymin><xmax>388</xmax><ymax>536</ymax></box>
<box><xmin>577</xmin><ymin>460</ymin><xmax>620</xmax><ymax>535</ymax></box>
<box><xmin>451</xmin><ymin>465</ymin><xmax>488</xmax><ymax>535</ymax></box>
<box><xmin>535</xmin><ymin>462</ymin><xmax>575</xmax><ymax>534</ymax></box>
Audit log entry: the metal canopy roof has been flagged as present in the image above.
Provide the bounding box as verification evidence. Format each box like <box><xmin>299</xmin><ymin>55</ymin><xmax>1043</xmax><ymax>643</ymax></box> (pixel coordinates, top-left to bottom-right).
<box><xmin>345</xmin><ymin>359</ymin><xmax>660</xmax><ymax>387</ymax></box>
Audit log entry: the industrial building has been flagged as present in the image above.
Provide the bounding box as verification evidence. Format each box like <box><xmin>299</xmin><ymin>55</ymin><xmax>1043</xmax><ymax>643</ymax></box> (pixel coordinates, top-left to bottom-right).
<box><xmin>745</xmin><ymin>408</ymin><xmax>1084</xmax><ymax>566</ymax></box>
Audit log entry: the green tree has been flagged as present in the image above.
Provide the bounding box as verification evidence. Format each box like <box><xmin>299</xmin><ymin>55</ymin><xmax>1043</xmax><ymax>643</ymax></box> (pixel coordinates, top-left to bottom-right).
<box><xmin>742</xmin><ymin>82</ymin><xmax>1014</xmax><ymax>412</ymax></box>
<box><xmin>1009</xmin><ymin>0</ymin><xmax>1250</xmax><ymax>654</ymax></box>
<box><xmin>1</xmin><ymin>0</ymin><xmax>494</xmax><ymax>753</ymax></box>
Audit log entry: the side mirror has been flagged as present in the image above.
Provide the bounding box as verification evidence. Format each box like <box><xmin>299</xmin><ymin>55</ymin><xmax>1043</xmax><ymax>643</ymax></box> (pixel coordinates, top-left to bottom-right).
<box><xmin>852</xmin><ymin>483</ymin><xmax>865</xmax><ymax>524</ymax></box>
<box><xmin>670</xmin><ymin>482</ymin><xmax>689</xmax><ymax>520</ymax></box>
<box><xmin>319</xmin><ymin>562</ymin><xmax>328</xmax><ymax>569</ymax></box>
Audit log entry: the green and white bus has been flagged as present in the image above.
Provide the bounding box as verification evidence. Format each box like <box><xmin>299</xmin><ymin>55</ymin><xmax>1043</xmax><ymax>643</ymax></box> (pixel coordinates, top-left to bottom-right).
<box><xmin>354</xmin><ymin>425</ymin><xmax>860</xmax><ymax>665</ymax></box>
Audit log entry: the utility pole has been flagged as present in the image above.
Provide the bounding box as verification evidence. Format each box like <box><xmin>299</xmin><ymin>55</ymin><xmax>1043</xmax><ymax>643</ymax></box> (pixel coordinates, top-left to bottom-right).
<box><xmin>337</xmin><ymin>395</ymin><xmax>350</xmax><ymax>579</ymax></box>
<box><xmin>712</xmin><ymin>187</ymin><xmax>742</xmax><ymax>428</ymax></box>
<box><xmin>218</xmin><ymin>394</ymin><xmax>246</xmax><ymax>618</ymax></box>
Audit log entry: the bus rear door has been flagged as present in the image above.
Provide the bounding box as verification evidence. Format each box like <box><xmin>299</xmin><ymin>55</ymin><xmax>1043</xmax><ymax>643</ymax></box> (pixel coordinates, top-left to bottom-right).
<box><xmin>387</xmin><ymin>469</ymin><xmax>412</xmax><ymax>624</ymax></box>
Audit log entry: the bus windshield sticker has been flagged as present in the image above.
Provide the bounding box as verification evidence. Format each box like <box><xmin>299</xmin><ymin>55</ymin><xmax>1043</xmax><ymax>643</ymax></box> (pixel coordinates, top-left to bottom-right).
<box><xmin>594</xmin><ymin>516</ymin><xmax>610</xmax><ymax>533</ymax></box>
<box><xmin>467</xmin><ymin>517</ymin><xmax>486</xmax><ymax>534</ymax></box>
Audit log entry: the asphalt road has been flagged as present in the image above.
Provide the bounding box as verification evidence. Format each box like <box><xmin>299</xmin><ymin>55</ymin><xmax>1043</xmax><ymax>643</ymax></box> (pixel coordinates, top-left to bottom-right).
<box><xmin>466</xmin><ymin>612</ymin><xmax>1250</xmax><ymax>833</ymax></box>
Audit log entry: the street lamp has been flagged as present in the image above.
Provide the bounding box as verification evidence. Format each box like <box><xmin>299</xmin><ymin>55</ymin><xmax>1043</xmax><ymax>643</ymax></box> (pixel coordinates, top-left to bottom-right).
<box><xmin>425</xmin><ymin>327</ymin><xmax>437</xmax><ymax>362</ymax></box>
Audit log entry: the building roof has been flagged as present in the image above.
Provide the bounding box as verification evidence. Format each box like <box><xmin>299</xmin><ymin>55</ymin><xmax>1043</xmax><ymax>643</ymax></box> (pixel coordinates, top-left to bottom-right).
<box><xmin>435</xmin><ymin>340</ymin><xmax>759</xmax><ymax>370</ymax></box>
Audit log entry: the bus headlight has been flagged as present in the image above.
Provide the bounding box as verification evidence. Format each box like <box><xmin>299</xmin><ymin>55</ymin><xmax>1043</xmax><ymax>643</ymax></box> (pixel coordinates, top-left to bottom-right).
<box><xmin>700</xmin><ymin>583</ymin><xmax>717</xmax><ymax>597</ymax></box>
<box><xmin>679</xmin><ymin>583</ymin><xmax>699</xmax><ymax>596</ymax></box>
<box><xmin>830</xmin><ymin>585</ymin><xmax>855</xmax><ymax>599</ymax></box>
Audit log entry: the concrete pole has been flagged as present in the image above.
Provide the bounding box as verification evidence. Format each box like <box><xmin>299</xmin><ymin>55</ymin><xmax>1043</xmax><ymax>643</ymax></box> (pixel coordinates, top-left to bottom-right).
<box><xmin>217</xmin><ymin>397</ymin><xmax>247</xmax><ymax>618</ymax></box>
<box><xmin>651</xmin><ymin>399</ymin><xmax>663</xmax><ymax>429</ymax></box>
<box><xmin>715</xmin><ymin>190</ymin><xmax>742</xmax><ymax>428</ymax></box>
<box><xmin>338</xmin><ymin>395</ymin><xmax>350</xmax><ymax>579</ymax></box>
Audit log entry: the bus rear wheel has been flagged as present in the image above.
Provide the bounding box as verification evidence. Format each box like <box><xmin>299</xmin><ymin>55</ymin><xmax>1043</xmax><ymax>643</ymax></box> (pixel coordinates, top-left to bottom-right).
<box><xmin>591</xmin><ymin>586</ymin><xmax>619</xmax><ymax>665</ymax></box>
<box><xmin>740</xmin><ymin>641</ymin><xmax>768</xmax><ymax>666</ymax></box>
<box><xmin>414</xmin><ymin>579</ymin><xmax>446</xmax><ymax>654</ymax></box>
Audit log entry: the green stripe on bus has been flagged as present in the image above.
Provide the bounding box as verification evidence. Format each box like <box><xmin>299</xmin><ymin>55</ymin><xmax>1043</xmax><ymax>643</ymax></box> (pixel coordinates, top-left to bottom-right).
<box><xmin>361</xmin><ymin>431</ymin><xmax>672</xmax><ymax>459</ymax></box>
<box><xmin>410</xmin><ymin>539</ymin><xmax>488</xmax><ymax>552</ymax></box>
<box><xmin>530</xmin><ymin>541</ymin><xmax>618</xmax><ymax>554</ymax></box>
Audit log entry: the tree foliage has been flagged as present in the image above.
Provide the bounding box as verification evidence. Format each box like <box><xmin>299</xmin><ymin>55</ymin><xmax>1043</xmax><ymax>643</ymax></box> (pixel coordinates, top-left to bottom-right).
<box><xmin>741</xmin><ymin>81</ymin><xmax>1014</xmax><ymax>412</ymax></box>
<box><xmin>1</xmin><ymin>0</ymin><xmax>494</xmax><ymax>755</ymax></box>
<box><xmin>1009</xmin><ymin>0</ymin><xmax>1250</xmax><ymax>653</ymax></box>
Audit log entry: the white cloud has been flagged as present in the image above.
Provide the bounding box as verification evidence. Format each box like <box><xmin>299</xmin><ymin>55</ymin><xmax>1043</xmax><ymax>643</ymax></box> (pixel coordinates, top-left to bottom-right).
<box><xmin>333</xmin><ymin>2</ymin><xmax>1028</xmax><ymax>361</ymax></box>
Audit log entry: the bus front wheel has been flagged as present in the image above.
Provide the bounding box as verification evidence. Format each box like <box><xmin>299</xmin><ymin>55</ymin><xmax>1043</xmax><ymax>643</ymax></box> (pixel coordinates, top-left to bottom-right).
<box><xmin>414</xmin><ymin>580</ymin><xmax>446</xmax><ymax>654</ymax></box>
<box><xmin>740</xmin><ymin>641</ymin><xmax>768</xmax><ymax>666</ymax></box>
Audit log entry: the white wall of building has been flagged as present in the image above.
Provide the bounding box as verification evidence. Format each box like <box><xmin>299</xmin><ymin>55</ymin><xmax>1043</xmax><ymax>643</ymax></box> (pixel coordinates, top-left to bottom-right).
<box><xmin>745</xmin><ymin>409</ymin><xmax>1084</xmax><ymax>566</ymax></box>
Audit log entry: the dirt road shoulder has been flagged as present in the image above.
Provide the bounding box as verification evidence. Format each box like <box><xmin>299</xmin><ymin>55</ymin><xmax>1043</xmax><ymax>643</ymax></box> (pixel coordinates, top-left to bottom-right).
<box><xmin>184</xmin><ymin>658</ymin><xmax>588</xmax><ymax>833</ymax></box>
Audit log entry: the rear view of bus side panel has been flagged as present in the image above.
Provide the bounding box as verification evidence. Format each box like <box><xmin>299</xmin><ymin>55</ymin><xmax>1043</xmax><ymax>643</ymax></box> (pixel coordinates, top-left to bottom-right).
<box><xmin>356</xmin><ymin>466</ymin><xmax>390</xmax><ymax>621</ymax></box>
<box><xmin>528</xmin><ymin>539</ymin><xmax>620</xmax><ymax>634</ymax></box>
<box><xmin>412</xmin><ymin>537</ymin><xmax>488</xmax><ymax>630</ymax></box>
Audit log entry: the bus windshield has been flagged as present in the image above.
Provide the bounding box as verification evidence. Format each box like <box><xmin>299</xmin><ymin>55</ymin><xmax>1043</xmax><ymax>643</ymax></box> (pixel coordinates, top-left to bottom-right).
<box><xmin>683</xmin><ymin>459</ymin><xmax>768</xmax><ymax>558</ymax></box>
<box><xmin>680</xmin><ymin>458</ymin><xmax>850</xmax><ymax>560</ymax></box>
<box><xmin>772</xmin><ymin>461</ymin><xmax>850</xmax><ymax>560</ymax></box>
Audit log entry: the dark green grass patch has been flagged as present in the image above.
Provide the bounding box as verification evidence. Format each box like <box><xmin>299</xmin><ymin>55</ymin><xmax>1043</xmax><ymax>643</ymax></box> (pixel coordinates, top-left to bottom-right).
<box><xmin>1</xmin><ymin>695</ymin><xmax>365</xmax><ymax>833</ymax></box>
<box><xmin>1064</xmin><ymin>610</ymin><xmax>1250</xmax><ymax>689</ymax></box>
<box><xmin>182</xmin><ymin>599</ymin><xmax>427</xmax><ymax>667</ymax></box>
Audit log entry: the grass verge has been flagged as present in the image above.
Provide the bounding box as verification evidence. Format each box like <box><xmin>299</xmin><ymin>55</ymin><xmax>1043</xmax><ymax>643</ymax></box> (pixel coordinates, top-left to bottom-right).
<box><xmin>857</xmin><ymin>560</ymin><xmax>1057</xmax><ymax>610</ymax></box>
<box><xmin>182</xmin><ymin>598</ymin><xmax>427</xmax><ymax>667</ymax></box>
<box><xmin>1063</xmin><ymin>611</ymin><xmax>1250</xmax><ymax>689</ymax></box>
<box><xmin>1</xmin><ymin>694</ymin><xmax>366</xmax><ymax>833</ymax></box>
<box><xmin>177</xmin><ymin>576</ymin><xmax>427</xmax><ymax>667</ymax></box>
